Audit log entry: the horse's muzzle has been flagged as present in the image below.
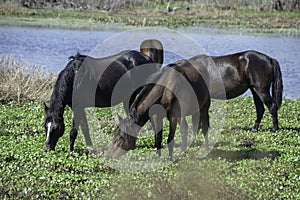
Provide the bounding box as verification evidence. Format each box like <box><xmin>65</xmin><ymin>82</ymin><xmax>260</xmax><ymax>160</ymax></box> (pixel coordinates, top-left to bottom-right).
<box><xmin>106</xmin><ymin>143</ymin><xmax>127</xmax><ymax>159</ymax></box>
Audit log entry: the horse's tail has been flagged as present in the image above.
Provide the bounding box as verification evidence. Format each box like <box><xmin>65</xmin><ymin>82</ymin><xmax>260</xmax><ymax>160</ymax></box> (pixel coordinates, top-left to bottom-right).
<box><xmin>271</xmin><ymin>58</ymin><xmax>283</xmax><ymax>109</ymax></box>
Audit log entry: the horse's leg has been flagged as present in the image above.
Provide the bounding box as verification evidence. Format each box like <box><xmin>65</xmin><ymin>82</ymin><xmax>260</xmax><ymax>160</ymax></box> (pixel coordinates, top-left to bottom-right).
<box><xmin>254</xmin><ymin>87</ymin><xmax>279</xmax><ymax>132</ymax></box>
<box><xmin>74</xmin><ymin>108</ymin><xmax>93</xmax><ymax>148</ymax></box>
<box><xmin>69</xmin><ymin>119</ymin><xmax>78</xmax><ymax>151</ymax></box>
<box><xmin>179</xmin><ymin>117</ymin><xmax>188</xmax><ymax>152</ymax></box>
<box><xmin>200</xmin><ymin>102</ymin><xmax>210</xmax><ymax>150</ymax></box>
<box><xmin>192</xmin><ymin>112</ymin><xmax>201</xmax><ymax>137</ymax></box>
<box><xmin>167</xmin><ymin>116</ymin><xmax>177</xmax><ymax>161</ymax></box>
<box><xmin>151</xmin><ymin>114</ymin><xmax>163</xmax><ymax>157</ymax></box>
<box><xmin>250</xmin><ymin>88</ymin><xmax>265</xmax><ymax>132</ymax></box>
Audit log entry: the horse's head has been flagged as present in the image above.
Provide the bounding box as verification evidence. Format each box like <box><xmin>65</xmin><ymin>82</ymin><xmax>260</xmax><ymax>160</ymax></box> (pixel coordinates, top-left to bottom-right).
<box><xmin>43</xmin><ymin>103</ymin><xmax>65</xmax><ymax>152</ymax></box>
<box><xmin>106</xmin><ymin>115</ymin><xmax>139</xmax><ymax>159</ymax></box>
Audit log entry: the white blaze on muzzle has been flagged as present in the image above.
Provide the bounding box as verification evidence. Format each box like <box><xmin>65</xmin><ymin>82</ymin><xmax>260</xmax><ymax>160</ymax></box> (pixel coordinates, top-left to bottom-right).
<box><xmin>46</xmin><ymin>122</ymin><xmax>52</xmax><ymax>143</ymax></box>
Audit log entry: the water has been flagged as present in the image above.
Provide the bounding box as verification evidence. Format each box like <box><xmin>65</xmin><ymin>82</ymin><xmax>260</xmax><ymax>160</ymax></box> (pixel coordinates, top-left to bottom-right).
<box><xmin>0</xmin><ymin>26</ymin><xmax>118</xmax><ymax>71</ymax></box>
<box><xmin>0</xmin><ymin>26</ymin><xmax>299</xmax><ymax>99</ymax></box>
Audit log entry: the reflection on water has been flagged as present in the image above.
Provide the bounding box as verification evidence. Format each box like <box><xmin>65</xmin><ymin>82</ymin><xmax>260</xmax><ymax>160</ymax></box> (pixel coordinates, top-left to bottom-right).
<box><xmin>0</xmin><ymin>26</ymin><xmax>299</xmax><ymax>99</ymax></box>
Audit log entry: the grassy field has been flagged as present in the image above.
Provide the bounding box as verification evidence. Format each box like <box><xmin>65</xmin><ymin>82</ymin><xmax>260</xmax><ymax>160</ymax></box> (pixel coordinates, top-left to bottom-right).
<box><xmin>0</xmin><ymin>97</ymin><xmax>299</xmax><ymax>199</ymax></box>
<box><xmin>0</xmin><ymin>1</ymin><xmax>300</xmax><ymax>34</ymax></box>
<box><xmin>0</xmin><ymin>58</ymin><xmax>299</xmax><ymax>199</ymax></box>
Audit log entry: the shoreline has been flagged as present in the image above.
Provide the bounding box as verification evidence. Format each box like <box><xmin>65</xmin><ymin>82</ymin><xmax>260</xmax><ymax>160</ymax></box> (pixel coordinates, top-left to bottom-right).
<box><xmin>0</xmin><ymin>3</ymin><xmax>299</xmax><ymax>37</ymax></box>
<box><xmin>1</xmin><ymin>16</ymin><xmax>299</xmax><ymax>38</ymax></box>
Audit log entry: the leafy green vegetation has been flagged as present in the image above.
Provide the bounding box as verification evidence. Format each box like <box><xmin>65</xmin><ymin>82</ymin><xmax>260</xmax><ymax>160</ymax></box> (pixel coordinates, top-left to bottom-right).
<box><xmin>0</xmin><ymin>98</ymin><xmax>299</xmax><ymax>199</ymax></box>
<box><xmin>0</xmin><ymin>1</ymin><xmax>299</xmax><ymax>199</ymax></box>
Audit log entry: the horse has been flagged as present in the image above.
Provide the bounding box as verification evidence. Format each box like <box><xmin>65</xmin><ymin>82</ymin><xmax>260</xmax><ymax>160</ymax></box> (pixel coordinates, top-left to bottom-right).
<box><xmin>106</xmin><ymin>59</ymin><xmax>211</xmax><ymax>160</ymax></box>
<box><xmin>43</xmin><ymin>45</ymin><xmax>164</xmax><ymax>152</ymax></box>
<box><xmin>189</xmin><ymin>50</ymin><xmax>283</xmax><ymax>132</ymax></box>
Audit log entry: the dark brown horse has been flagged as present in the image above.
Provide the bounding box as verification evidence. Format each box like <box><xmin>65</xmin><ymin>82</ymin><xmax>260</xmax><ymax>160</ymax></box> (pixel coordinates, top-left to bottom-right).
<box><xmin>190</xmin><ymin>50</ymin><xmax>283</xmax><ymax>132</ymax></box>
<box><xmin>44</xmin><ymin>47</ymin><xmax>163</xmax><ymax>152</ymax></box>
<box><xmin>106</xmin><ymin>59</ymin><xmax>211</xmax><ymax>159</ymax></box>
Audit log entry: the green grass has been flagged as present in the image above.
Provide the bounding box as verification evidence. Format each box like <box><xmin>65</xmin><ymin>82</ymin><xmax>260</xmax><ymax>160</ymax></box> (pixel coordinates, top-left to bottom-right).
<box><xmin>1</xmin><ymin>2</ymin><xmax>300</xmax><ymax>34</ymax></box>
<box><xmin>0</xmin><ymin>97</ymin><xmax>299</xmax><ymax>199</ymax></box>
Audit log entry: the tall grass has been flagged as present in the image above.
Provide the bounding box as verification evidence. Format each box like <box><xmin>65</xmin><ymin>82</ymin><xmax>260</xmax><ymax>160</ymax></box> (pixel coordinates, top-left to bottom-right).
<box><xmin>0</xmin><ymin>56</ymin><xmax>56</xmax><ymax>103</ymax></box>
<box><xmin>2</xmin><ymin>0</ymin><xmax>299</xmax><ymax>11</ymax></box>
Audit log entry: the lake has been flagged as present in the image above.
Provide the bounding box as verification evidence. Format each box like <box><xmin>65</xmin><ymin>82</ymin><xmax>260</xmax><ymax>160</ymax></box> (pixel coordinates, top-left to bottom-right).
<box><xmin>0</xmin><ymin>26</ymin><xmax>299</xmax><ymax>99</ymax></box>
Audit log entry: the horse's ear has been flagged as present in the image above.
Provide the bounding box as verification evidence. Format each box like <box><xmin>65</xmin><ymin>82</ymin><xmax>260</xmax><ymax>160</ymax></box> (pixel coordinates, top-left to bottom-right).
<box><xmin>44</xmin><ymin>102</ymin><xmax>49</xmax><ymax>113</ymax></box>
<box><xmin>115</xmin><ymin>114</ymin><xmax>123</xmax><ymax>125</ymax></box>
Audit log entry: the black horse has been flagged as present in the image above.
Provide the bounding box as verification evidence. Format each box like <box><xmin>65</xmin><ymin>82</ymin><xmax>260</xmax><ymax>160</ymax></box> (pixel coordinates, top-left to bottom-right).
<box><xmin>44</xmin><ymin>48</ymin><xmax>163</xmax><ymax>152</ymax></box>
<box><xmin>106</xmin><ymin>59</ymin><xmax>210</xmax><ymax>159</ymax></box>
<box><xmin>190</xmin><ymin>50</ymin><xmax>283</xmax><ymax>132</ymax></box>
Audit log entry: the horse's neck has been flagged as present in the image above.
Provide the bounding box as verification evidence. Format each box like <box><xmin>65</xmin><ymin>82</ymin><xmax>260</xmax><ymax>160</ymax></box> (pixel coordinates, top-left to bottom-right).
<box><xmin>48</xmin><ymin>103</ymin><xmax>65</xmax><ymax>118</ymax></box>
<box><xmin>49</xmin><ymin>84</ymin><xmax>68</xmax><ymax>116</ymax></box>
<box><xmin>133</xmin><ymin>84</ymin><xmax>164</xmax><ymax>126</ymax></box>
<box><xmin>50</xmin><ymin>66</ymin><xmax>76</xmax><ymax>110</ymax></box>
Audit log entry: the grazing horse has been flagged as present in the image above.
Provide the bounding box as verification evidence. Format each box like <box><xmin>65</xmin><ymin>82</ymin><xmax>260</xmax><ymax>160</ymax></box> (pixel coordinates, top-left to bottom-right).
<box><xmin>44</xmin><ymin>49</ymin><xmax>162</xmax><ymax>152</ymax></box>
<box><xmin>190</xmin><ymin>50</ymin><xmax>283</xmax><ymax>132</ymax></box>
<box><xmin>106</xmin><ymin>59</ymin><xmax>210</xmax><ymax>159</ymax></box>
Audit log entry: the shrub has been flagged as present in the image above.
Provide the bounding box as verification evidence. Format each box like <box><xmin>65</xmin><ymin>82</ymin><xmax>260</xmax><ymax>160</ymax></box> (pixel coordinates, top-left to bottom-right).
<box><xmin>0</xmin><ymin>56</ymin><xmax>56</xmax><ymax>102</ymax></box>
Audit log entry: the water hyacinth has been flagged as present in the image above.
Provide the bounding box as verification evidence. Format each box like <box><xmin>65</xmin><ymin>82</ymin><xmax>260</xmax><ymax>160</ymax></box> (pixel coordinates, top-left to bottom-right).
<box><xmin>0</xmin><ymin>98</ymin><xmax>299</xmax><ymax>199</ymax></box>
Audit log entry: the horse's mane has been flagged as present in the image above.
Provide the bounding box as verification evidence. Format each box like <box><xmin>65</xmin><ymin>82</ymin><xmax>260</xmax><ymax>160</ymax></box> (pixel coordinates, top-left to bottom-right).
<box><xmin>49</xmin><ymin>53</ymin><xmax>87</xmax><ymax>111</ymax></box>
<box><xmin>129</xmin><ymin>64</ymin><xmax>180</xmax><ymax>123</ymax></box>
<box><xmin>130</xmin><ymin>66</ymin><xmax>167</xmax><ymax>110</ymax></box>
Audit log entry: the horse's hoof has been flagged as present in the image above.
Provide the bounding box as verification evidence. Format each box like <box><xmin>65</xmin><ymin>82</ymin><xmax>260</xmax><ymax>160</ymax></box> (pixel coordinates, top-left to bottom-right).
<box><xmin>271</xmin><ymin>127</ymin><xmax>278</xmax><ymax>132</ymax></box>
<box><xmin>156</xmin><ymin>150</ymin><xmax>161</xmax><ymax>157</ymax></box>
<box><xmin>251</xmin><ymin>127</ymin><xmax>258</xmax><ymax>132</ymax></box>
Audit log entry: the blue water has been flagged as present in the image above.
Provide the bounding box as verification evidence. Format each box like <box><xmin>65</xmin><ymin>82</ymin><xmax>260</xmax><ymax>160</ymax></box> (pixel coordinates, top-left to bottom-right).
<box><xmin>0</xmin><ymin>26</ymin><xmax>299</xmax><ymax>99</ymax></box>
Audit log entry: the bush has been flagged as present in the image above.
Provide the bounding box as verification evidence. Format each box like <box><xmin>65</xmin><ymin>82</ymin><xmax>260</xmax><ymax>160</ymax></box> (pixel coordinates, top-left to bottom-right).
<box><xmin>0</xmin><ymin>56</ymin><xmax>56</xmax><ymax>102</ymax></box>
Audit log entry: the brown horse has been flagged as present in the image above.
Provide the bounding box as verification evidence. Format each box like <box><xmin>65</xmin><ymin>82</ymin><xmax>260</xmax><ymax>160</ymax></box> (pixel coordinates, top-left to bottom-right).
<box><xmin>106</xmin><ymin>59</ymin><xmax>210</xmax><ymax>159</ymax></box>
<box><xmin>190</xmin><ymin>50</ymin><xmax>283</xmax><ymax>132</ymax></box>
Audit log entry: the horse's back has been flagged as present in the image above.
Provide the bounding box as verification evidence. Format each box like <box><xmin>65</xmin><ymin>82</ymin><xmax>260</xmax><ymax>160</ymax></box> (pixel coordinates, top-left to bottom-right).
<box><xmin>73</xmin><ymin>50</ymin><xmax>156</xmax><ymax>108</ymax></box>
<box><xmin>74</xmin><ymin>50</ymin><xmax>152</xmax><ymax>81</ymax></box>
<box><xmin>212</xmin><ymin>50</ymin><xmax>276</xmax><ymax>98</ymax></box>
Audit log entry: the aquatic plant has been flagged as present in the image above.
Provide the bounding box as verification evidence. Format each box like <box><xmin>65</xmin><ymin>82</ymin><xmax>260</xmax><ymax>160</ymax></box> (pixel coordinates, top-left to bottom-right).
<box><xmin>0</xmin><ymin>98</ymin><xmax>299</xmax><ymax>199</ymax></box>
